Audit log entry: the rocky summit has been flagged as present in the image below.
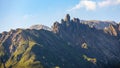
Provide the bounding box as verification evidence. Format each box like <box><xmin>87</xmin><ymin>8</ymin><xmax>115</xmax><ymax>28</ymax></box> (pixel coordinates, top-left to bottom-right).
<box><xmin>29</xmin><ymin>24</ymin><xmax>51</xmax><ymax>31</ymax></box>
<box><xmin>0</xmin><ymin>14</ymin><xmax>120</xmax><ymax>68</ymax></box>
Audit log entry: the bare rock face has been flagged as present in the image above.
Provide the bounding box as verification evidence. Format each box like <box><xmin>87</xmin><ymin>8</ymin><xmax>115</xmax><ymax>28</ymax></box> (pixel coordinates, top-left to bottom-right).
<box><xmin>104</xmin><ymin>25</ymin><xmax>117</xmax><ymax>36</ymax></box>
<box><xmin>104</xmin><ymin>24</ymin><xmax>120</xmax><ymax>40</ymax></box>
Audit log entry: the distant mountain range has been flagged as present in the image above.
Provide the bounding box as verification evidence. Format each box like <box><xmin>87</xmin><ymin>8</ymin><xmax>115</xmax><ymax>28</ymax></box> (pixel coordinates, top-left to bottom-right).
<box><xmin>80</xmin><ymin>20</ymin><xmax>116</xmax><ymax>29</ymax></box>
<box><xmin>29</xmin><ymin>24</ymin><xmax>51</xmax><ymax>31</ymax></box>
<box><xmin>0</xmin><ymin>14</ymin><xmax>120</xmax><ymax>68</ymax></box>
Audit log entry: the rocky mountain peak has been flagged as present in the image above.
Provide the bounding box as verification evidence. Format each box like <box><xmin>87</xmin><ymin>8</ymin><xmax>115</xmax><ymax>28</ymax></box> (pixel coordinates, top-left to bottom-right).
<box><xmin>64</xmin><ymin>14</ymin><xmax>70</xmax><ymax>22</ymax></box>
<box><xmin>52</xmin><ymin>21</ymin><xmax>60</xmax><ymax>33</ymax></box>
<box><xmin>52</xmin><ymin>14</ymin><xmax>95</xmax><ymax>34</ymax></box>
<box><xmin>61</xmin><ymin>19</ymin><xmax>64</xmax><ymax>23</ymax></box>
<box><xmin>73</xmin><ymin>18</ymin><xmax>80</xmax><ymax>23</ymax></box>
<box><xmin>29</xmin><ymin>24</ymin><xmax>51</xmax><ymax>31</ymax></box>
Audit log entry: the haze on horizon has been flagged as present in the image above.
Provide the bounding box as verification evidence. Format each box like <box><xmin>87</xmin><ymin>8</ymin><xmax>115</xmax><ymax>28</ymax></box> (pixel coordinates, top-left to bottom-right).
<box><xmin>0</xmin><ymin>0</ymin><xmax>120</xmax><ymax>32</ymax></box>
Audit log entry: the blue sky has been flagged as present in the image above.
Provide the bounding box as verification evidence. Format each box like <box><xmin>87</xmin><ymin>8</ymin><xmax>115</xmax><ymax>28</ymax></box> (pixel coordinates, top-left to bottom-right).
<box><xmin>0</xmin><ymin>0</ymin><xmax>120</xmax><ymax>32</ymax></box>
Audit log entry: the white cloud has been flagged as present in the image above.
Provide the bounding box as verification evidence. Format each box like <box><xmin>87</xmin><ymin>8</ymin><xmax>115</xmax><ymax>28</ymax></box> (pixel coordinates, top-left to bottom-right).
<box><xmin>68</xmin><ymin>0</ymin><xmax>120</xmax><ymax>11</ymax></box>
<box><xmin>98</xmin><ymin>0</ymin><xmax>120</xmax><ymax>7</ymax></box>
<box><xmin>68</xmin><ymin>0</ymin><xmax>97</xmax><ymax>11</ymax></box>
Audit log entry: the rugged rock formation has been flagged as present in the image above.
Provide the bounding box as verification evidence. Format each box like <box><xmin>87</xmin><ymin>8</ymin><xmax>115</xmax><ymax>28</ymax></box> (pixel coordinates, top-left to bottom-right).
<box><xmin>104</xmin><ymin>24</ymin><xmax>117</xmax><ymax>36</ymax></box>
<box><xmin>64</xmin><ymin>14</ymin><xmax>70</xmax><ymax>22</ymax></box>
<box><xmin>104</xmin><ymin>23</ymin><xmax>120</xmax><ymax>41</ymax></box>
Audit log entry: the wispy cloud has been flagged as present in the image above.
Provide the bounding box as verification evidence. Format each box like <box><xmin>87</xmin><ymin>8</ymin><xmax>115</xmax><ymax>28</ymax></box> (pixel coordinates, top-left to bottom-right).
<box><xmin>68</xmin><ymin>0</ymin><xmax>120</xmax><ymax>11</ymax></box>
<box><xmin>98</xmin><ymin>0</ymin><xmax>120</xmax><ymax>7</ymax></box>
<box><xmin>68</xmin><ymin>0</ymin><xmax>96</xmax><ymax>11</ymax></box>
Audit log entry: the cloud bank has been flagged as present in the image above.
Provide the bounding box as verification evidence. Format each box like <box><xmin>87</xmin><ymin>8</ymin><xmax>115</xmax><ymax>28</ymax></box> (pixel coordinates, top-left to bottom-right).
<box><xmin>68</xmin><ymin>0</ymin><xmax>120</xmax><ymax>11</ymax></box>
<box><xmin>98</xmin><ymin>0</ymin><xmax>120</xmax><ymax>7</ymax></box>
<box><xmin>69</xmin><ymin>0</ymin><xmax>96</xmax><ymax>11</ymax></box>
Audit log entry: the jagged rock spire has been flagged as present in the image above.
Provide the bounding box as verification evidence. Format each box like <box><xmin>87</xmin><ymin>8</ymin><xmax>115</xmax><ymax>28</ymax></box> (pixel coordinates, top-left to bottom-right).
<box><xmin>61</xmin><ymin>19</ymin><xmax>64</xmax><ymax>23</ymax></box>
<box><xmin>52</xmin><ymin>21</ymin><xmax>60</xmax><ymax>33</ymax></box>
<box><xmin>118</xmin><ymin>23</ymin><xmax>120</xmax><ymax>31</ymax></box>
<box><xmin>73</xmin><ymin>18</ymin><xmax>80</xmax><ymax>23</ymax></box>
<box><xmin>64</xmin><ymin>14</ymin><xmax>70</xmax><ymax>22</ymax></box>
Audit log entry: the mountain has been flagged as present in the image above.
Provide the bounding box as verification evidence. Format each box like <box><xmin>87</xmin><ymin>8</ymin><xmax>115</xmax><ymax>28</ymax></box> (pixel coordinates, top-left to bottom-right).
<box><xmin>29</xmin><ymin>24</ymin><xmax>51</xmax><ymax>31</ymax></box>
<box><xmin>0</xmin><ymin>14</ymin><xmax>120</xmax><ymax>68</ymax></box>
<box><xmin>80</xmin><ymin>20</ymin><xmax>117</xmax><ymax>29</ymax></box>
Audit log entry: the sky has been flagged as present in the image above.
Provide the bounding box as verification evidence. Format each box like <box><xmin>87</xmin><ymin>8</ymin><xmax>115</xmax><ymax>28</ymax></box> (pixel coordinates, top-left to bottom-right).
<box><xmin>0</xmin><ymin>0</ymin><xmax>120</xmax><ymax>32</ymax></box>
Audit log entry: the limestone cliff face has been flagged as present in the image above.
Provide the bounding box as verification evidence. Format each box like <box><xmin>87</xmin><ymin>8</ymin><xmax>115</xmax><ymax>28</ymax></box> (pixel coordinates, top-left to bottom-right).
<box><xmin>0</xmin><ymin>14</ymin><xmax>120</xmax><ymax>68</ymax></box>
<box><xmin>104</xmin><ymin>25</ymin><xmax>117</xmax><ymax>36</ymax></box>
<box><xmin>104</xmin><ymin>24</ymin><xmax>120</xmax><ymax>41</ymax></box>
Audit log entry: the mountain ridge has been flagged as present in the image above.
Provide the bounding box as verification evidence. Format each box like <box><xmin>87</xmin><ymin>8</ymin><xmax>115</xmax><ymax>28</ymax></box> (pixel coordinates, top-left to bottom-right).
<box><xmin>29</xmin><ymin>24</ymin><xmax>51</xmax><ymax>31</ymax></box>
<box><xmin>0</xmin><ymin>14</ymin><xmax>120</xmax><ymax>68</ymax></box>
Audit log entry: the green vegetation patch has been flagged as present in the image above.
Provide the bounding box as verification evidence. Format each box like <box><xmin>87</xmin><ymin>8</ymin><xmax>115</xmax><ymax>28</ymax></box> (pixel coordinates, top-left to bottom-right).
<box><xmin>83</xmin><ymin>55</ymin><xmax>97</xmax><ymax>64</ymax></box>
<box><xmin>0</xmin><ymin>45</ymin><xmax>5</xmax><ymax>56</ymax></box>
<box><xmin>81</xmin><ymin>43</ymin><xmax>88</xmax><ymax>49</ymax></box>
